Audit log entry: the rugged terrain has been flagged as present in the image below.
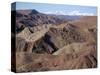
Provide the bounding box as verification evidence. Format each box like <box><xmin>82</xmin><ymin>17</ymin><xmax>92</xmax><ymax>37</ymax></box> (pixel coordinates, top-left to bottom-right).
<box><xmin>11</xmin><ymin>9</ymin><xmax>97</xmax><ymax>72</ymax></box>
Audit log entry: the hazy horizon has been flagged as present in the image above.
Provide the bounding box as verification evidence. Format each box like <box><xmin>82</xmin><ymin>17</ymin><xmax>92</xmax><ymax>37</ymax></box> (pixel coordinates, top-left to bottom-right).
<box><xmin>11</xmin><ymin>2</ymin><xmax>97</xmax><ymax>16</ymax></box>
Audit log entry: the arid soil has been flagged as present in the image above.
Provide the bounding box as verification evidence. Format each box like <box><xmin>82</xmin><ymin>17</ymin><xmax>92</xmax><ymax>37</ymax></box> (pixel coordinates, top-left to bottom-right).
<box><xmin>11</xmin><ymin>10</ymin><xmax>97</xmax><ymax>72</ymax></box>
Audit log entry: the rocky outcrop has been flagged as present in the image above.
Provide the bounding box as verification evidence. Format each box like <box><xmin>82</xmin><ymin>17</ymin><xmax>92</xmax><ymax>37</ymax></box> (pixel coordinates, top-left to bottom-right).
<box><xmin>16</xmin><ymin>23</ymin><xmax>86</xmax><ymax>54</ymax></box>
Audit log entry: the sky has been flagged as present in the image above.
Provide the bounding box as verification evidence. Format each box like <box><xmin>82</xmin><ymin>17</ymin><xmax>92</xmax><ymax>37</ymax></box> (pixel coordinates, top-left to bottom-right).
<box><xmin>11</xmin><ymin>2</ymin><xmax>97</xmax><ymax>16</ymax></box>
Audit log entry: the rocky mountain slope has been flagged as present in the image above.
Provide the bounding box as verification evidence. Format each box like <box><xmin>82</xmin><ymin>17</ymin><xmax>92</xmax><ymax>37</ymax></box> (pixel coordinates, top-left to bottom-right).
<box><xmin>12</xmin><ymin>9</ymin><xmax>66</xmax><ymax>33</ymax></box>
<box><xmin>11</xmin><ymin>9</ymin><xmax>97</xmax><ymax>72</ymax></box>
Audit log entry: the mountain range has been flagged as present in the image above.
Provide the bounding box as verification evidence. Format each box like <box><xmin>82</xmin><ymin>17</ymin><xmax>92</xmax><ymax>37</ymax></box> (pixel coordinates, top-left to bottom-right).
<box><xmin>11</xmin><ymin>9</ymin><xmax>97</xmax><ymax>72</ymax></box>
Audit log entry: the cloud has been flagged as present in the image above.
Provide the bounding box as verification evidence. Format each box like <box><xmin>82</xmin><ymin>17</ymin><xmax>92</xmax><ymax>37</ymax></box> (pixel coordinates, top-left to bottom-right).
<box><xmin>44</xmin><ymin>10</ymin><xmax>95</xmax><ymax>16</ymax></box>
<box><xmin>67</xmin><ymin>10</ymin><xmax>95</xmax><ymax>16</ymax></box>
<box><xmin>55</xmin><ymin>11</ymin><xmax>67</xmax><ymax>15</ymax></box>
<box><xmin>44</xmin><ymin>11</ymin><xmax>66</xmax><ymax>15</ymax></box>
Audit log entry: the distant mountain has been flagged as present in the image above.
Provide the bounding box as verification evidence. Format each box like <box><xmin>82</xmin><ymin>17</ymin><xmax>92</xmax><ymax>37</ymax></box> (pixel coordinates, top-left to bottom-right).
<box><xmin>48</xmin><ymin>14</ymin><xmax>80</xmax><ymax>21</ymax></box>
<box><xmin>29</xmin><ymin>9</ymin><xmax>39</xmax><ymax>15</ymax></box>
<box><xmin>12</xmin><ymin>9</ymin><xmax>67</xmax><ymax>33</ymax></box>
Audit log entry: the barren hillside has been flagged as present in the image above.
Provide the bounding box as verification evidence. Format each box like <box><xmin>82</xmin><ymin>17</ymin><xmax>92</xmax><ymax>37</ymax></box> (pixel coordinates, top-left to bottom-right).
<box><xmin>11</xmin><ymin>9</ymin><xmax>97</xmax><ymax>72</ymax></box>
